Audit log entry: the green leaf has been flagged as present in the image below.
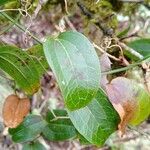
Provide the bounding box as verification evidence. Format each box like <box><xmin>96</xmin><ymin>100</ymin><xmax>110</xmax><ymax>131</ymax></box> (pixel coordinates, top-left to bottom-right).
<box><xmin>42</xmin><ymin>109</ymin><xmax>77</xmax><ymax>141</ymax></box>
<box><xmin>129</xmin><ymin>86</ymin><xmax>150</xmax><ymax>125</ymax></box>
<box><xmin>45</xmin><ymin>109</ymin><xmax>68</xmax><ymax>121</ymax></box>
<box><xmin>128</xmin><ymin>39</ymin><xmax>150</xmax><ymax>57</ymax></box>
<box><xmin>0</xmin><ymin>46</ymin><xmax>40</xmax><ymax>94</ymax></box>
<box><xmin>43</xmin><ymin>31</ymin><xmax>101</xmax><ymax>110</ymax></box>
<box><xmin>68</xmin><ymin>89</ymin><xmax>120</xmax><ymax>146</ymax></box>
<box><xmin>9</xmin><ymin>115</ymin><xmax>47</xmax><ymax>143</ymax></box>
<box><xmin>78</xmin><ymin>134</ymin><xmax>91</xmax><ymax>145</ymax></box>
<box><xmin>27</xmin><ymin>44</ymin><xmax>49</xmax><ymax>76</ymax></box>
<box><xmin>0</xmin><ymin>75</ymin><xmax>13</xmax><ymax>110</ymax></box>
<box><xmin>117</xmin><ymin>25</ymin><xmax>130</xmax><ymax>38</ymax></box>
<box><xmin>22</xmin><ymin>141</ymin><xmax>46</xmax><ymax>150</ymax></box>
<box><xmin>105</xmin><ymin>77</ymin><xmax>150</xmax><ymax>126</ymax></box>
<box><xmin>0</xmin><ymin>0</ymin><xmax>16</xmax><ymax>6</ymax></box>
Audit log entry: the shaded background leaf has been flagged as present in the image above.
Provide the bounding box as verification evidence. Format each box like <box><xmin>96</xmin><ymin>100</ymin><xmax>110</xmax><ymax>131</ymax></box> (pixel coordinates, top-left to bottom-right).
<box><xmin>22</xmin><ymin>141</ymin><xmax>46</xmax><ymax>150</ymax></box>
<box><xmin>0</xmin><ymin>46</ymin><xmax>40</xmax><ymax>95</ymax></box>
<box><xmin>0</xmin><ymin>0</ymin><xmax>16</xmax><ymax>6</ymax></box>
<box><xmin>9</xmin><ymin>115</ymin><xmax>47</xmax><ymax>143</ymax></box>
<box><xmin>128</xmin><ymin>39</ymin><xmax>150</xmax><ymax>57</ymax></box>
<box><xmin>42</xmin><ymin>109</ymin><xmax>77</xmax><ymax>141</ymax></box>
<box><xmin>27</xmin><ymin>44</ymin><xmax>49</xmax><ymax>76</ymax></box>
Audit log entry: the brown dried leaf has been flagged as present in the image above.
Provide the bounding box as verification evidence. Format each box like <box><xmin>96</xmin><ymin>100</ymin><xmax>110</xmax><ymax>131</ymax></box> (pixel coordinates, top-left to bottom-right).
<box><xmin>2</xmin><ymin>94</ymin><xmax>30</xmax><ymax>128</ymax></box>
<box><xmin>105</xmin><ymin>77</ymin><xmax>138</xmax><ymax>136</ymax></box>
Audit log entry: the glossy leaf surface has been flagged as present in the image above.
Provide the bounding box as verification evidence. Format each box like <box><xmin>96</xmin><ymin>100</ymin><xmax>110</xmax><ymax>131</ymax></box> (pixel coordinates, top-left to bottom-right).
<box><xmin>43</xmin><ymin>31</ymin><xmax>101</xmax><ymax>110</ymax></box>
<box><xmin>68</xmin><ymin>89</ymin><xmax>120</xmax><ymax>146</ymax></box>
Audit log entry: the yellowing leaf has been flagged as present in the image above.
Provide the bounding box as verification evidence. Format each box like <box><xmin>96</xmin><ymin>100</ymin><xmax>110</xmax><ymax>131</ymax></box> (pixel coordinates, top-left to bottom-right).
<box><xmin>105</xmin><ymin>77</ymin><xmax>150</xmax><ymax>136</ymax></box>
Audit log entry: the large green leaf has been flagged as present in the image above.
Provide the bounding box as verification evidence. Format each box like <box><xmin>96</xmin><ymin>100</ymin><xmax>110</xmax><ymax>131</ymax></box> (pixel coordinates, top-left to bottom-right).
<box><xmin>22</xmin><ymin>141</ymin><xmax>46</xmax><ymax>150</ymax></box>
<box><xmin>128</xmin><ymin>39</ymin><xmax>150</xmax><ymax>57</ymax></box>
<box><xmin>9</xmin><ymin>115</ymin><xmax>47</xmax><ymax>143</ymax></box>
<box><xmin>78</xmin><ymin>134</ymin><xmax>91</xmax><ymax>145</ymax></box>
<box><xmin>27</xmin><ymin>44</ymin><xmax>49</xmax><ymax>76</ymax></box>
<box><xmin>68</xmin><ymin>89</ymin><xmax>120</xmax><ymax>146</ymax></box>
<box><xmin>43</xmin><ymin>31</ymin><xmax>101</xmax><ymax>110</ymax></box>
<box><xmin>0</xmin><ymin>46</ymin><xmax>40</xmax><ymax>94</ymax></box>
<box><xmin>42</xmin><ymin>109</ymin><xmax>77</xmax><ymax>141</ymax></box>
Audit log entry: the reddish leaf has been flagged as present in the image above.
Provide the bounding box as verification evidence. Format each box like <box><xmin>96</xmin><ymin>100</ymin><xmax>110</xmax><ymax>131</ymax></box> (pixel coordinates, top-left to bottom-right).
<box><xmin>2</xmin><ymin>94</ymin><xmax>30</xmax><ymax>128</ymax></box>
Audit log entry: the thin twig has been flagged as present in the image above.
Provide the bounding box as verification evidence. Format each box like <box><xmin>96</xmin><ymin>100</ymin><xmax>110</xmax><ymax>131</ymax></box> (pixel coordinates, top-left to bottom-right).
<box><xmin>50</xmin><ymin>116</ymin><xmax>70</xmax><ymax>122</ymax></box>
<box><xmin>64</xmin><ymin>16</ymin><xmax>76</xmax><ymax>31</ymax></box>
<box><xmin>64</xmin><ymin>0</ymin><xmax>69</xmax><ymax>15</ymax></box>
<box><xmin>49</xmin><ymin>109</ymin><xmax>70</xmax><ymax>122</ymax></box>
<box><xmin>93</xmin><ymin>43</ymin><xmax>121</xmax><ymax>61</ymax></box>
<box><xmin>38</xmin><ymin>98</ymin><xmax>49</xmax><ymax>113</ymax></box>
<box><xmin>102</xmin><ymin>56</ymin><xmax>150</xmax><ymax>75</ymax></box>
<box><xmin>0</xmin><ymin>8</ymin><xmax>26</xmax><ymax>13</ymax></box>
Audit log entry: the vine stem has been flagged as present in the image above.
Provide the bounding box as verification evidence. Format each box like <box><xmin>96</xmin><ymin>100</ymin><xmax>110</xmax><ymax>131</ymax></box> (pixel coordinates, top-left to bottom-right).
<box><xmin>102</xmin><ymin>56</ymin><xmax>150</xmax><ymax>75</ymax></box>
<box><xmin>0</xmin><ymin>12</ymin><xmax>42</xmax><ymax>44</ymax></box>
<box><xmin>93</xmin><ymin>42</ymin><xmax>121</xmax><ymax>61</ymax></box>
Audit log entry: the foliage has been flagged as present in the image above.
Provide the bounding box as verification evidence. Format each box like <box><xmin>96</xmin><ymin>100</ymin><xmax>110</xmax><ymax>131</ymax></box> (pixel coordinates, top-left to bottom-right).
<box><xmin>0</xmin><ymin>0</ymin><xmax>150</xmax><ymax>149</ymax></box>
<box><xmin>43</xmin><ymin>31</ymin><xmax>101</xmax><ymax>110</ymax></box>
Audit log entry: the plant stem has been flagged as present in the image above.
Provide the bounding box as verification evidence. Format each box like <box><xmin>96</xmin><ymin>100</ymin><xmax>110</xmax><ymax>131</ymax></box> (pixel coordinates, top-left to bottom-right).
<box><xmin>102</xmin><ymin>56</ymin><xmax>150</xmax><ymax>75</ymax></box>
<box><xmin>0</xmin><ymin>12</ymin><xmax>42</xmax><ymax>44</ymax></box>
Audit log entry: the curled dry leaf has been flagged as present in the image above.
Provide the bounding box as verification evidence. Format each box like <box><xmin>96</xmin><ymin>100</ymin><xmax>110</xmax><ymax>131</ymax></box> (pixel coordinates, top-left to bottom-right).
<box><xmin>2</xmin><ymin>94</ymin><xmax>30</xmax><ymax>128</ymax></box>
<box><xmin>105</xmin><ymin>77</ymin><xmax>150</xmax><ymax>136</ymax></box>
